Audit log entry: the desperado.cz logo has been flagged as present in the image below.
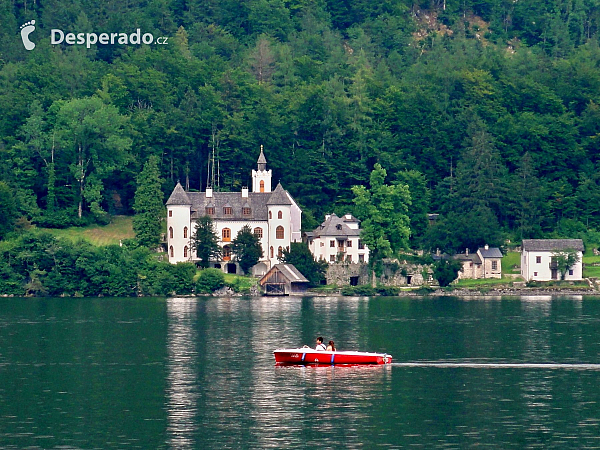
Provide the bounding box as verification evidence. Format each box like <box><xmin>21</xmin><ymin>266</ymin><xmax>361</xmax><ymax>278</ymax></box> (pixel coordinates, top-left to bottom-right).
<box><xmin>19</xmin><ymin>20</ymin><xmax>168</xmax><ymax>51</ymax></box>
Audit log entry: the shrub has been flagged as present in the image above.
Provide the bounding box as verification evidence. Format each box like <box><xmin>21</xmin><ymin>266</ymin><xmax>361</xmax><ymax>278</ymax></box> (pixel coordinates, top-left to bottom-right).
<box><xmin>376</xmin><ymin>285</ymin><xmax>401</xmax><ymax>296</ymax></box>
<box><xmin>196</xmin><ymin>269</ymin><xmax>225</xmax><ymax>294</ymax></box>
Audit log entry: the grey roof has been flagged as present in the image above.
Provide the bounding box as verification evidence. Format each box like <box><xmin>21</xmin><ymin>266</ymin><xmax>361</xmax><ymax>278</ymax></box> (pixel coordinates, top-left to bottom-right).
<box><xmin>454</xmin><ymin>253</ymin><xmax>482</xmax><ymax>264</ymax></box>
<box><xmin>166</xmin><ymin>182</ymin><xmax>191</xmax><ymax>205</ymax></box>
<box><xmin>266</xmin><ymin>183</ymin><xmax>292</xmax><ymax>205</ymax></box>
<box><xmin>522</xmin><ymin>239</ymin><xmax>584</xmax><ymax>252</ymax></box>
<box><xmin>187</xmin><ymin>192</ymin><xmax>269</xmax><ymax>220</ymax></box>
<box><xmin>257</xmin><ymin>147</ymin><xmax>267</xmax><ymax>164</ymax></box>
<box><xmin>276</xmin><ymin>264</ymin><xmax>309</xmax><ymax>283</ymax></box>
<box><xmin>261</xmin><ymin>264</ymin><xmax>309</xmax><ymax>284</ymax></box>
<box><xmin>312</xmin><ymin>213</ymin><xmax>361</xmax><ymax>239</ymax></box>
<box><xmin>169</xmin><ymin>184</ymin><xmax>297</xmax><ymax>220</ymax></box>
<box><xmin>478</xmin><ymin>247</ymin><xmax>503</xmax><ymax>258</ymax></box>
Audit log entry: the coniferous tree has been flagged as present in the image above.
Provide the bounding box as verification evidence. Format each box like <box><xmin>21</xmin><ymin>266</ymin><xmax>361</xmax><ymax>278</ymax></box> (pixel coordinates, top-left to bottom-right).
<box><xmin>133</xmin><ymin>156</ymin><xmax>164</xmax><ymax>249</ymax></box>
<box><xmin>232</xmin><ymin>225</ymin><xmax>263</xmax><ymax>275</ymax></box>
<box><xmin>192</xmin><ymin>216</ymin><xmax>222</xmax><ymax>269</ymax></box>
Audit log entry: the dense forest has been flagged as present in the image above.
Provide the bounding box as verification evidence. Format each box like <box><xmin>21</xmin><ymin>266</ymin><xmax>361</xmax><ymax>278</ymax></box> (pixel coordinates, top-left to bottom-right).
<box><xmin>2</xmin><ymin>0</ymin><xmax>600</xmax><ymax>252</ymax></box>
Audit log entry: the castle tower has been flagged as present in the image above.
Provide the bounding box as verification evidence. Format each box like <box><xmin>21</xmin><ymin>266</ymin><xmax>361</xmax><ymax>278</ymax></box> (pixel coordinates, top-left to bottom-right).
<box><xmin>252</xmin><ymin>145</ymin><xmax>272</xmax><ymax>193</ymax></box>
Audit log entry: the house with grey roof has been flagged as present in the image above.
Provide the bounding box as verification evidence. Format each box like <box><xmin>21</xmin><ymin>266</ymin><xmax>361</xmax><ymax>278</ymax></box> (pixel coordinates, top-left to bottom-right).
<box><xmin>521</xmin><ymin>239</ymin><xmax>584</xmax><ymax>281</ymax></box>
<box><xmin>166</xmin><ymin>147</ymin><xmax>302</xmax><ymax>276</ymax></box>
<box><xmin>306</xmin><ymin>213</ymin><xmax>369</xmax><ymax>264</ymax></box>
<box><xmin>442</xmin><ymin>245</ymin><xmax>503</xmax><ymax>279</ymax></box>
<box><xmin>259</xmin><ymin>263</ymin><xmax>309</xmax><ymax>295</ymax></box>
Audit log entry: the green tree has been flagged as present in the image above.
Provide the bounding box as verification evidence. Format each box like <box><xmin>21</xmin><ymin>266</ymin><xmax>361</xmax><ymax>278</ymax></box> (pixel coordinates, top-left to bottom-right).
<box><xmin>551</xmin><ymin>249</ymin><xmax>581</xmax><ymax>280</ymax></box>
<box><xmin>192</xmin><ymin>216</ymin><xmax>222</xmax><ymax>269</ymax></box>
<box><xmin>196</xmin><ymin>268</ymin><xmax>226</xmax><ymax>293</ymax></box>
<box><xmin>433</xmin><ymin>257</ymin><xmax>463</xmax><ymax>287</ymax></box>
<box><xmin>232</xmin><ymin>225</ymin><xmax>263</xmax><ymax>275</ymax></box>
<box><xmin>54</xmin><ymin>96</ymin><xmax>131</xmax><ymax>220</ymax></box>
<box><xmin>352</xmin><ymin>163</ymin><xmax>411</xmax><ymax>277</ymax></box>
<box><xmin>0</xmin><ymin>182</ymin><xmax>16</xmax><ymax>239</ymax></box>
<box><xmin>280</xmin><ymin>242</ymin><xmax>328</xmax><ymax>287</ymax></box>
<box><xmin>133</xmin><ymin>156</ymin><xmax>164</xmax><ymax>248</ymax></box>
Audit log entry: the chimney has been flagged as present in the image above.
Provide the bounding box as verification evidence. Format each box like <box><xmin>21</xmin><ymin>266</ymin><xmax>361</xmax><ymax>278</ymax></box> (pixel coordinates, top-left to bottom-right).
<box><xmin>242</xmin><ymin>187</ymin><xmax>248</xmax><ymax>198</ymax></box>
<box><xmin>485</xmin><ymin>244</ymin><xmax>489</xmax><ymax>250</ymax></box>
<box><xmin>206</xmin><ymin>187</ymin><xmax>213</xmax><ymax>198</ymax></box>
<box><xmin>436</xmin><ymin>248</ymin><xmax>440</xmax><ymax>256</ymax></box>
<box><xmin>325</xmin><ymin>214</ymin><xmax>331</xmax><ymax>221</ymax></box>
<box><xmin>466</xmin><ymin>248</ymin><xmax>469</xmax><ymax>256</ymax></box>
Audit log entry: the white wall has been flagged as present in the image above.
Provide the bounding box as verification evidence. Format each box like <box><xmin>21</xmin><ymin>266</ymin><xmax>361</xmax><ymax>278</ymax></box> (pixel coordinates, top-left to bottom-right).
<box><xmin>521</xmin><ymin>250</ymin><xmax>583</xmax><ymax>281</ymax></box>
<box><xmin>167</xmin><ymin>205</ymin><xmax>192</xmax><ymax>263</ymax></box>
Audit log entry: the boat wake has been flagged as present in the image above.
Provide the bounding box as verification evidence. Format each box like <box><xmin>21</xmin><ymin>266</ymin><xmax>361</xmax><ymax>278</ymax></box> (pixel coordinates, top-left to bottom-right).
<box><xmin>393</xmin><ymin>362</ymin><xmax>600</xmax><ymax>370</ymax></box>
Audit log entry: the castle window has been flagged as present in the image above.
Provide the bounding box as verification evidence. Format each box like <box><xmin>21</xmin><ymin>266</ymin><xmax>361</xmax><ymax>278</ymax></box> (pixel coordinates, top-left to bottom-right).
<box><xmin>492</xmin><ymin>261</ymin><xmax>498</xmax><ymax>270</ymax></box>
<box><xmin>347</xmin><ymin>240</ymin><xmax>352</xmax><ymax>247</ymax></box>
<box><xmin>169</xmin><ymin>210</ymin><xmax>172</xmax><ymax>217</ymax></box>
<box><xmin>269</xmin><ymin>211</ymin><xmax>272</xmax><ymax>219</ymax></box>
<box><xmin>183</xmin><ymin>227</ymin><xmax>188</xmax><ymax>238</ymax></box>
<box><xmin>223</xmin><ymin>206</ymin><xmax>232</xmax><ymax>215</ymax></box>
<box><xmin>260</xmin><ymin>180</ymin><xmax>265</xmax><ymax>193</ymax></box>
<box><xmin>278</xmin><ymin>246</ymin><xmax>283</xmax><ymax>258</ymax></box>
<box><xmin>330</xmin><ymin>240</ymin><xmax>335</xmax><ymax>248</ymax></box>
<box><xmin>170</xmin><ymin>246</ymin><xmax>174</xmax><ymax>257</ymax></box>
<box><xmin>222</xmin><ymin>228</ymin><xmax>231</xmax><ymax>242</ymax></box>
<box><xmin>330</xmin><ymin>255</ymin><xmax>335</xmax><ymax>262</ymax></box>
<box><xmin>243</xmin><ymin>207</ymin><xmax>251</xmax><ymax>216</ymax></box>
<box><xmin>169</xmin><ymin>227</ymin><xmax>173</xmax><ymax>239</ymax></box>
<box><xmin>278</xmin><ymin>211</ymin><xmax>282</xmax><ymax>219</ymax></box>
<box><xmin>184</xmin><ymin>246</ymin><xmax>188</xmax><ymax>258</ymax></box>
<box><xmin>270</xmin><ymin>246</ymin><xmax>274</xmax><ymax>258</ymax></box>
<box><xmin>223</xmin><ymin>245</ymin><xmax>231</xmax><ymax>261</ymax></box>
<box><xmin>359</xmin><ymin>254</ymin><xmax>365</xmax><ymax>263</ymax></box>
<box><xmin>254</xmin><ymin>227</ymin><xmax>263</xmax><ymax>238</ymax></box>
<box><xmin>276</xmin><ymin>226</ymin><xmax>284</xmax><ymax>239</ymax></box>
<box><xmin>358</xmin><ymin>240</ymin><xmax>364</xmax><ymax>249</ymax></box>
<box><xmin>206</xmin><ymin>207</ymin><xmax>214</xmax><ymax>215</ymax></box>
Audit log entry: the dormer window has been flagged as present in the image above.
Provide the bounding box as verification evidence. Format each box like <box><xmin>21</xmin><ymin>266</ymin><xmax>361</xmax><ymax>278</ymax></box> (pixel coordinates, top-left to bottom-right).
<box><xmin>223</xmin><ymin>206</ymin><xmax>232</xmax><ymax>215</ymax></box>
<box><xmin>206</xmin><ymin>206</ymin><xmax>215</xmax><ymax>215</ymax></box>
<box><xmin>243</xmin><ymin>207</ymin><xmax>251</xmax><ymax>216</ymax></box>
<box><xmin>336</xmin><ymin>224</ymin><xmax>342</xmax><ymax>230</ymax></box>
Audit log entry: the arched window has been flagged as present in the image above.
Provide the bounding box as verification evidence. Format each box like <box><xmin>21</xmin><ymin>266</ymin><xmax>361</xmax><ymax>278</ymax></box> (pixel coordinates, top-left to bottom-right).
<box><xmin>254</xmin><ymin>227</ymin><xmax>263</xmax><ymax>238</ymax></box>
<box><xmin>223</xmin><ymin>245</ymin><xmax>231</xmax><ymax>261</ymax></box>
<box><xmin>278</xmin><ymin>210</ymin><xmax>282</xmax><ymax>219</ymax></box>
<box><xmin>222</xmin><ymin>228</ymin><xmax>231</xmax><ymax>242</ymax></box>
<box><xmin>278</xmin><ymin>246</ymin><xmax>283</xmax><ymax>258</ymax></box>
<box><xmin>270</xmin><ymin>246</ymin><xmax>274</xmax><ymax>258</ymax></box>
<box><xmin>169</xmin><ymin>227</ymin><xmax>173</xmax><ymax>239</ymax></box>
<box><xmin>260</xmin><ymin>180</ymin><xmax>265</xmax><ymax>193</ymax></box>
<box><xmin>183</xmin><ymin>227</ymin><xmax>188</xmax><ymax>238</ymax></box>
<box><xmin>169</xmin><ymin>246</ymin><xmax>174</xmax><ymax>257</ymax></box>
<box><xmin>269</xmin><ymin>211</ymin><xmax>272</xmax><ymax>219</ymax></box>
<box><xmin>276</xmin><ymin>226</ymin><xmax>284</xmax><ymax>239</ymax></box>
<box><xmin>184</xmin><ymin>246</ymin><xmax>188</xmax><ymax>257</ymax></box>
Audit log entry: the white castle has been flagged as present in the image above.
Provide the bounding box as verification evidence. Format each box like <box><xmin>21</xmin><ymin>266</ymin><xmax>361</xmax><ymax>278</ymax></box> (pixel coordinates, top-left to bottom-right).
<box><xmin>165</xmin><ymin>147</ymin><xmax>302</xmax><ymax>276</ymax></box>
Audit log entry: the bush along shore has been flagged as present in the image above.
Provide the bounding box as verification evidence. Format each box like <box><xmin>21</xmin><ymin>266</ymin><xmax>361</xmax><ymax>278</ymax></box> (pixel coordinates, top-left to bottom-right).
<box><xmin>0</xmin><ymin>231</ymin><xmax>259</xmax><ymax>297</ymax></box>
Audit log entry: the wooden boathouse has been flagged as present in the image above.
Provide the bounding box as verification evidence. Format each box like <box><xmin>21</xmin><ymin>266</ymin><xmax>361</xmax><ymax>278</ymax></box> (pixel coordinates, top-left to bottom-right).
<box><xmin>259</xmin><ymin>264</ymin><xmax>309</xmax><ymax>295</ymax></box>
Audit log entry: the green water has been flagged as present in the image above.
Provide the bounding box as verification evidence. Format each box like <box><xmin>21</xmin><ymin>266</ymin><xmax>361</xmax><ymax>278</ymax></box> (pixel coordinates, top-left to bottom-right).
<box><xmin>1</xmin><ymin>295</ymin><xmax>600</xmax><ymax>448</ymax></box>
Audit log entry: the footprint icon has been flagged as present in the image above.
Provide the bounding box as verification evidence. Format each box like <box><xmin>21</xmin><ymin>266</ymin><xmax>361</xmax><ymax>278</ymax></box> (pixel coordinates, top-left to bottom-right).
<box><xmin>20</xmin><ymin>20</ymin><xmax>36</xmax><ymax>51</ymax></box>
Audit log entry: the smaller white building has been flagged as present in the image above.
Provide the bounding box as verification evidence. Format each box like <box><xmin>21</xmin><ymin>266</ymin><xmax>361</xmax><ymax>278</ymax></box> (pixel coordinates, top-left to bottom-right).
<box><xmin>521</xmin><ymin>239</ymin><xmax>584</xmax><ymax>281</ymax></box>
<box><xmin>306</xmin><ymin>214</ymin><xmax>369</xmax><ymax>264</ymax></box>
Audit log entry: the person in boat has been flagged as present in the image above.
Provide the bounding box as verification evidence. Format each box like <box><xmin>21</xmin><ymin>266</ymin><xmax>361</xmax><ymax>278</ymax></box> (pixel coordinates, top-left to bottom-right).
<box><xmin>315</xmin><ymin>337</ymin><xmax>327</xmax><ymax>351</ymax></box>
<box><xmin>326</xmin><ymin>340</ymin><xmax>335</xmax><ymax>351</ymax></box>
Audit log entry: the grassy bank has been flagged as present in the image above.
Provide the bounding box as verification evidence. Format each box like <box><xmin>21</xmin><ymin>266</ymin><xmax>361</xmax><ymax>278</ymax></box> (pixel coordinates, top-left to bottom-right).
<box><xmin>40</xmin><ymin>216</ymin><xmax>135</xmax><ymax>246</ymax></box>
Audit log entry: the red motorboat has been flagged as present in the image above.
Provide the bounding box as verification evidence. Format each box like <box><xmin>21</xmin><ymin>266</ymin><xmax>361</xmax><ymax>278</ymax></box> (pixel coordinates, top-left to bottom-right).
<box><xmin>274</xmin><ymin>348</ymin><xmax>392</xmax><ymax>365</ymax></box>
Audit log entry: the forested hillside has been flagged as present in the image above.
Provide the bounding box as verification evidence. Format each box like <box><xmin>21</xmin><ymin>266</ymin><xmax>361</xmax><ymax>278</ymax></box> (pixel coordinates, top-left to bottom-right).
<box><xmin>1</xmin><ymin>0</ymin><xmax>600</xmax><ymax>251</ymax></box>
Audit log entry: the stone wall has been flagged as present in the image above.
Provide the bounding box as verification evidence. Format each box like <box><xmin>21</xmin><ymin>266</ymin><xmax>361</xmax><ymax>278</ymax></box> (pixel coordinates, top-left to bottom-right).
<box><xmin>326</xmin><ymin>259</ymin><xmax>433</xmax><ymax>286</ymax></box>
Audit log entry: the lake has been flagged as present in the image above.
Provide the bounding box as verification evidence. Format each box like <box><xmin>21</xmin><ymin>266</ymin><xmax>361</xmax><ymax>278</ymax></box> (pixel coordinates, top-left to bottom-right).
<box><xmin>1</xmin><ymin>295</ymin><xmax>600</xmax><ymax>448</ymax></box>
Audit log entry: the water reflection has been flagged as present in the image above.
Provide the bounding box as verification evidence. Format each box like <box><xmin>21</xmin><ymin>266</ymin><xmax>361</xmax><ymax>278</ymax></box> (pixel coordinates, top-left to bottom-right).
<box><xmin>166</xmin><ymin>297</ymin><xmax>200</xmax><ymax>449</ymax></box>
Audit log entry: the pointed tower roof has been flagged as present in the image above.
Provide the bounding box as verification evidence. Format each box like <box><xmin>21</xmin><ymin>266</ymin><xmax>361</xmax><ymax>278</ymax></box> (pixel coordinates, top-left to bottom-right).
<box><xmin>267</xmin><ymin>183</ymin><xmax>292</xmax><ymax>205</ymax></box>
<box><xmin>257</xmin><ymin>145</ymin><xmax>267</xmax><ymax>164</ymax></box>
<box><xmin>166</xmin><ymin>182</ymin><xmax>192</xmax><ymax>205</ymax></box>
